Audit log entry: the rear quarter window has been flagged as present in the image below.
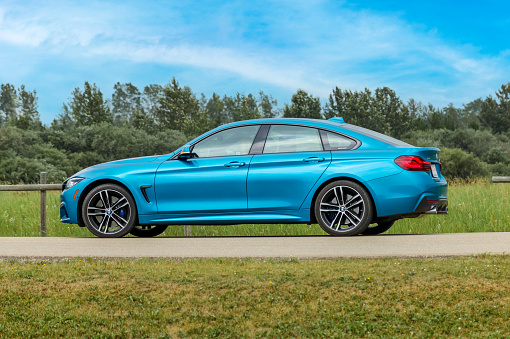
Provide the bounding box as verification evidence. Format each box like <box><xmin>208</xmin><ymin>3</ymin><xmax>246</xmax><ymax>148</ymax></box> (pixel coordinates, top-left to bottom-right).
<box><xmin>319</xmin><ymin>130</ymin><xmax>357</xmax><ymax>150</ymax></box>
<box><xmin>341</xmin><ymin>124</ymin><xmax>414</xmax><ymax>147</ymax></box>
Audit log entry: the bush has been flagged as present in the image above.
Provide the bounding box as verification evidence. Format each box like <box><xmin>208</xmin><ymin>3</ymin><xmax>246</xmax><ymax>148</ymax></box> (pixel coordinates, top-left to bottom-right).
<box><xmin>440</xmin><ymin>148</ymin><xmax>489</xmax><ymax>179</ymax></box>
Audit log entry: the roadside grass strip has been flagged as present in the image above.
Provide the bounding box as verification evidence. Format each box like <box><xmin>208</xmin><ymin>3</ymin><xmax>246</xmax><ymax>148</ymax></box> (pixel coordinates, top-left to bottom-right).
<box><xmin>1</xmin><ymin>178</ymin><xmax>509</xmax><ymax>237</ymax></box>
<box><xmin>0</xmin><ymin>256</ymin><xmax>509</xmax><ymax>337</ymax></box>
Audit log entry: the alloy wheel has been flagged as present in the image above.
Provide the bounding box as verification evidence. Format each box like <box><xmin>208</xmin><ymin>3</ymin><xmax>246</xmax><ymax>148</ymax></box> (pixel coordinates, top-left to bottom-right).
<box><xmin>85</xmin><ymin>188</ymin><xmax>132</xmax><ymax>236</ymax></box>
<box><xmin>315</xmin><ymin>180</ymin><xmax>372</xmax><ymax>236</ymax></box>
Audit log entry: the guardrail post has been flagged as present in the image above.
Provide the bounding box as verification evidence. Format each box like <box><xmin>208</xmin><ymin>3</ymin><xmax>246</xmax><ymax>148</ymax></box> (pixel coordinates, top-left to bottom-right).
<box><xmin>184</xmin><ymin>225</ymin><xmax>191</xmax><ymax>237</ymax></box>
<box><xmin>40</xmin><ymin>172</ymin><xmax>47</xmax><ymax>237</ymax></box>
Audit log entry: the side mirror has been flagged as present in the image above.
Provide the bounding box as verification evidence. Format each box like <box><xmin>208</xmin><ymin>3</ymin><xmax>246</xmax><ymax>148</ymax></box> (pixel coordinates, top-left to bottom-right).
<box><xmin>178</xmin><ymin>146</ymin><xmax>193</xmax><ymax>160</ymax></box>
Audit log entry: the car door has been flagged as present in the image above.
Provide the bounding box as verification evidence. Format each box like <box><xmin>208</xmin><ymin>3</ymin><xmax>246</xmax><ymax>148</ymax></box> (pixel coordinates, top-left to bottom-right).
<box><xmin>247</xmin><ymin>124</ymin><xmax>332</xmax><ymax>211</ymax></box>
<box><xmin>155</xmin><ymin>125</ymin><xmax>260</xmax><ymax>214</ymax></box>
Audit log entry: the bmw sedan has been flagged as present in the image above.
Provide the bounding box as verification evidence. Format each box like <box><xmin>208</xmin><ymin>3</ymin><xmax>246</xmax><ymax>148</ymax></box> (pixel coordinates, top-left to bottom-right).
<box><xmin>60</xmin><ymin>118</ymin><xmax>448</xmax><ymax>238</ymax></box>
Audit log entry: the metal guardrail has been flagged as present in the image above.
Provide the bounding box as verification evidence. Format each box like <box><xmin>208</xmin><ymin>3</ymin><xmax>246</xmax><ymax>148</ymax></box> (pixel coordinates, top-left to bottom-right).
<box><xmin>492</xmin><ymin>176</ymin><xmax>510</xmax><ymax>183</ymax></box>
<box><xmin>0</xmin><ymin>172</ymin><xmax>193</xmax><ymax>237</ymax></box>
<box><xmin>0</xmin><ymin>172</ymin><xmax>61</xmax><ymax>236</ymax></box>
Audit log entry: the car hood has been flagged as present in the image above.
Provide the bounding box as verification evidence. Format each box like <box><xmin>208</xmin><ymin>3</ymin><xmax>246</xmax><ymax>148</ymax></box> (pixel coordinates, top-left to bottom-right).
<box><xmin>73</xmin><ymin>154</ymin><xmax>172</xmax><ymax>177</ymax></box>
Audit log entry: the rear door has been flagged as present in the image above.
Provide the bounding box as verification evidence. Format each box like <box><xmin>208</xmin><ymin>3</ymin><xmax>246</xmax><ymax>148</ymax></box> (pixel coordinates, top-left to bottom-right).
<box><xmin>247</xmin><ymin>124</ymin><xmax>331</xmax><ymax>211</ymax></box>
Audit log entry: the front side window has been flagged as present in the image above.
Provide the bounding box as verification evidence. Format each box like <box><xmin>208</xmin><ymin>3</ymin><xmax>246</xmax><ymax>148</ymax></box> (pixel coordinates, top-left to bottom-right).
<box><xmin>263</xmin><ymin>125</ymin><xmax>323</xmax><ymax>154</ymax></box>
<box><xmin>192</xmin><ymin>125</ymin><xmax>260</xmax><ymax>158</ymax></box>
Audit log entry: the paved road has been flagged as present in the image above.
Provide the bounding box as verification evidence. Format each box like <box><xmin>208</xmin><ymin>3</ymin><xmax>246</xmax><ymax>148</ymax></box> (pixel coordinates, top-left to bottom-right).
<box><xmin>0</xmin><ymin>232</ymin><xmax>509</xmax><ymax>259</ymax></box>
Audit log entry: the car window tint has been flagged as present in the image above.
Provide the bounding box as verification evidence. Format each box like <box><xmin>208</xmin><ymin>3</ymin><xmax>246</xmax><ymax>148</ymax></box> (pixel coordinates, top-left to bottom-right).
<box><xmin>192</xmin><ymin>125</ymin><xmax>260</xmax><ymax>158</ymax></box>
<box><xmin>263</xmin><ymin>125</ymin><xmax>323</xmax><ymax>154</ymax></box>
<box><xmin>321</xmin><ymin>130</ymin><xmax>356</xmax><ymax>150</ymax></box>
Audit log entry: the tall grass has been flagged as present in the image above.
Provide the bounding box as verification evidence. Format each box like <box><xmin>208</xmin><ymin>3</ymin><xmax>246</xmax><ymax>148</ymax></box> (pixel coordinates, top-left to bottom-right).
<box><xmin>391</xmin><ymin>178</ymin><xmax>510</xmax><ymax>234</ymax></box>
<box><xmin>0</xmin><ymin>179</ymin><xmax>508</xmax><ymax>237</ymax></box>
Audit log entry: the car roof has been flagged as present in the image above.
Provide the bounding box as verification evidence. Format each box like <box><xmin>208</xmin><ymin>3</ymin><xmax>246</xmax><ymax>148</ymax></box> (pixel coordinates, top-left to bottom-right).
<box><xmin>187</xmin><ymin>118</ymin><xmax>413</xmax><ymax>149</ymax></box>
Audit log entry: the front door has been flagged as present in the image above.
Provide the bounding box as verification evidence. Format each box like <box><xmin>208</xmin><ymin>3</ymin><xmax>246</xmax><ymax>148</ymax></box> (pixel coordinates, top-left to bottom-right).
<box><xmin>155</xmin><ymin>125</ymin><xmax>260</xmax><ymax>214</ymax></box>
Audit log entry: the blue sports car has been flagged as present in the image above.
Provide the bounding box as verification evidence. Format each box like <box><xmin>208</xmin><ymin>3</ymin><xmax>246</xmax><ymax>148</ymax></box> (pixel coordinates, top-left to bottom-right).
<box><xmin>60</xmin><ymin>118</ymin><xmax>448</xmax><ymax>238</ymax></box>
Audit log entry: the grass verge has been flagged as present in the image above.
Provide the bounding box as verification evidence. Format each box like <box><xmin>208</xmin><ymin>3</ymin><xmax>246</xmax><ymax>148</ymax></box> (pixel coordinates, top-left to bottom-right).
<box><xmin>1</xmin><ymin>256</ymin><xmax>509</xmax><ymax>337</ymax></box>
<box><xmin>0</xmin><ymin>178</ymin><xmax>509</xmax><ymax>236</ymax></box>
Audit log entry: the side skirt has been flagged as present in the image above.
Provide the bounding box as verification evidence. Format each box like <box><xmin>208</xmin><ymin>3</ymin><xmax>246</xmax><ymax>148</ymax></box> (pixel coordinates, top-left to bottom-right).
<box><xmin>138</xmin><ymin>209</ymin><xmax>311</xmax><ymax>225</ymax></box>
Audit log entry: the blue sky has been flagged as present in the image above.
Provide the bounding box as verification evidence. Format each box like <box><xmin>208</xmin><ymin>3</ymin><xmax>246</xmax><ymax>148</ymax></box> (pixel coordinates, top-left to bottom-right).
<box><xmin>1</xmin><ymin>0</ymin><xmax>509</xmax><ymax>124</ymax></box>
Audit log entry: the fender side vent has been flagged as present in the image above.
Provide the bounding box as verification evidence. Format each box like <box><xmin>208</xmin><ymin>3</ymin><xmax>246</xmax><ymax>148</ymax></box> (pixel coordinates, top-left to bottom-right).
<box><xmin>140</xmin><ymin>185</ymin><xmax>152</xmax><ymax>203</ymax></box>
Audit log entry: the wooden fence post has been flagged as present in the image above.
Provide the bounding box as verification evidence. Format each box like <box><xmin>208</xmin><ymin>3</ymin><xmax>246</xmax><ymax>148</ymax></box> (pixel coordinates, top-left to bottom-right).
<box><xmin>40</xmin><ymin>172</ymin><xmax>47</xmax><ymax>237</ymax></box>
<box><xmin>184</xmin><ymin>225</ymin><xmax>191</xmax><ymax>237</ymax></box>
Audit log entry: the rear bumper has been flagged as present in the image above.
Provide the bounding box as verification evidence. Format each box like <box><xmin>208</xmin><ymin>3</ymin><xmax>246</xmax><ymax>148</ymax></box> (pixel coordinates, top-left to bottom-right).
<box><xmin>416</xmin><ymin>197</ymin><xmax>448</xmax><ymax>215</ymax></box>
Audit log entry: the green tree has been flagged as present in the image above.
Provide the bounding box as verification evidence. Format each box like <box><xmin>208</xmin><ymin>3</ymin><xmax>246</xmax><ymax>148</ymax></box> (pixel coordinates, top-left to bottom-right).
<box><xmin>0</xmin><ymin>83</ymin><xmax>18</xmax><ymax>125</ymax></box>
<box><xmin>51</xmin><ymin>105</ymin><xmax>75</xmax><ymax>131</ymax></box>
<box><xmin>462</xmin><ymin>98</ymin><xmax>482</xmax><ymax>130</ymax></box>
<box><xmin>205</xmin><ymin>93</ymin><xmax>227</xmax><ymax>127</ymax></box>
<box><xmin>224</xmin><ymin>93</ymin><xmax>261</xmax><ymax>122</ymax></box>
<box><xmin>426</xmin><ymin>104</ymin><xmax>444</xmax><ymax>130</ymax></box>
<box><xmin>15</xmin><ymin>85</ymin><xmax>40</xmax><ymax>129</ymax></box>
<box><xmin>442</xmin><ymin>103</ymin><xmax>460</xmax><ymax>131</ymax></box>
<box><xmin>480</xmin><ymin>83</ymin><xmax>510</xmax><ymax>133</ymax></box>
<box><xmin>155</xmin><ymin>78</ymin><xmax>200</xmax><ymax>136</ymax></box>
<box><xmin>141</xmin><ymin>84</ymin><xmax>163</xmax><ymax>118</ymax></box>
<box><xmin>283</xmin><ymin>89</ymin><xmax>322</xmax><ymax>119</ymax></box>
<box><xmin>325</xmin><ymin>87</ymin><xmax>386</xmax><ymax>133</ymax></box>
<box><xmin>406</xmin><ymin>99</ymin><xmax>428</xmax><ymax>131</ymax></box>
<box><xmin>68</xmin><ymin>82</ymin><xmax>112</xmax><ymax>126</ymax></box>
<box><xmin>112</xmin><ymin>82</ymin><xmax>142</xmax><ymax>126</ymax></box>
<box><xmin>259</xmin><ymin>91</ymin><xmax>278</xmax><ymax>118</ymax></box>
<box><xmin>374</xmin><ymin>87</ymin><xmax>408</xmax><ymax>138</ymax></box>
<box><xmin>131</xmin><ymin>110</ymin><xmax>157</xmax><ymax>134</ymax></box>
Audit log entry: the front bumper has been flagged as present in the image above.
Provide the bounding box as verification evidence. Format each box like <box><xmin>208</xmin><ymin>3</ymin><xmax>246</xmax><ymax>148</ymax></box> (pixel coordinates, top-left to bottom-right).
<box><xmin>60</xmin><ymin>179</ymin><xmax>89</xmax><ymax>224</ymax></box>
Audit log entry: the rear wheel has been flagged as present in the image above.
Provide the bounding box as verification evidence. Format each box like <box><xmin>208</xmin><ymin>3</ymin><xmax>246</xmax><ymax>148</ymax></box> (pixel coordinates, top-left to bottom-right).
<box><xmin>315</xmin><ymin>180</ymin><xmax>373</xmax><ymax>236</ymax></box>
<box><xmin>361</xmin><ymin>221</ymin><xmax>395</xmax><ymax>235</ymax></box>
<box><xmin>82</xmin><ymin>184</ymin><xmax>137</xmax><ymax>238</ymax></box>
<box><xmin>130</xmin><ymin>225</ymin><xmax>168</xmax><ymax>237</ymax></box>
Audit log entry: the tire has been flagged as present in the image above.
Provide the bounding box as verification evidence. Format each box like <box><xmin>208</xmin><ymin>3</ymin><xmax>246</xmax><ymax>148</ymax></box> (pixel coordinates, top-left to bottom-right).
<box><xmin>82</xmin><ymin>184</ymin><xmax>137</xmax><ymax>238</ymax></box>
<box><xmin>361</xmin><ymin>221</ymin><xmax>395</xmax><ymax>236</ymax></box>
<box><xmin>315</xmin><ymin>180</ymin><xmax>373</xmax><ymax>236</ymax></box>
<box><xmin>130</xmin><ymin>225</ymin><xmax>168</xmax><ymax>237</ymax></box>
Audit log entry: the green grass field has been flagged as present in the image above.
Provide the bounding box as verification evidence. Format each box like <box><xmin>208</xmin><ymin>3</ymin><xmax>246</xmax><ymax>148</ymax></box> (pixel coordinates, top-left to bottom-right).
<box><xmin>1</xmin><ymin>256</ymin><xmax>509</xmax><ymax>337</ymax></box>
<box><xmin>0</xmin><ymin>179</ymin><xmax>509</xmax><ymax>237</ymax></box>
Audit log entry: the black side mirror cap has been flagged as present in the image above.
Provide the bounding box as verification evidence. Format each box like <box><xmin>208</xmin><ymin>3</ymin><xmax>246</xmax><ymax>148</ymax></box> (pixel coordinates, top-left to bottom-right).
<box><xmin>178</xmin><ymin>146</ymin><xmax>193</xmax><ymax>160</ymax></box>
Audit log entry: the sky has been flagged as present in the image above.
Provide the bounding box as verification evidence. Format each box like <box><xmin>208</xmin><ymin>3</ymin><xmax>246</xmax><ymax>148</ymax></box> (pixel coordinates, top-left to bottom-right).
<box><xmin>1</xmin><ymin>0</ymin><xmax>510</xmax><ymax>124</ymax></box>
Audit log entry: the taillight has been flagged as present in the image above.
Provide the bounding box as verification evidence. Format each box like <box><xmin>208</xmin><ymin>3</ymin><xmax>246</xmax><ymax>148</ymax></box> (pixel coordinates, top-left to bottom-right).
<box><xmin>395</xmin><ymin>155</ymin><xmax>431</xmax><ymax>171</ymax></box>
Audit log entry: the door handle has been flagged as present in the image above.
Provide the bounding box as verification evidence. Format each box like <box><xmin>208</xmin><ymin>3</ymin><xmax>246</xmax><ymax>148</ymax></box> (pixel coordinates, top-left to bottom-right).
<box><xmin>224</xmin><ymin>161</ymin><xmax>246</xmax><ymax>167</ymax></box>
<box><xmin>303</xmin><ymin>157</ymin><xmax>325</xmax><ymax>163</ymax></box>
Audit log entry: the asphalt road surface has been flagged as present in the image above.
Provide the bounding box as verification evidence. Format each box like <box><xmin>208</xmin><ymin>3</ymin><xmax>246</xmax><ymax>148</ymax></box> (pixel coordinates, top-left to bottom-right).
<box><xmin>0</xmin><ymin>232</ymin><xmax>509</xmax><ymax>259</ymax></box>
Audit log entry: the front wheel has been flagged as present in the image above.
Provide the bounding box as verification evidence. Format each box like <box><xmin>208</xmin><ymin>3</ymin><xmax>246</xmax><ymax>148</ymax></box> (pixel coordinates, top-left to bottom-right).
<box><xmin>82</xmin><ymin>184</ymin><xmax>137</xmax><ymax>238</ymax></box>
<box><xmin>130</xmin><ymin>225</ymin><xmax>168</xmax><ymax>237</ymax></box>
<box><xmin>361</xmin><ymin>221</ymin><xmax>395</xmax><ymax>235</ymax></box>
<box><xmin>315</xmin><ymin>180</ymin><xmax>373</xmax><ymax>236</ymax></box>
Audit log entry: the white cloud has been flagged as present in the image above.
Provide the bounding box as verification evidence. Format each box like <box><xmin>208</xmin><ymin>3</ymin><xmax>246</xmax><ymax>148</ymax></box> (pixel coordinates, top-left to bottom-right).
<box><xmin>0</xmin><ymin>0</ymin><xmax>509</xmax><ymax>109</ymax></box>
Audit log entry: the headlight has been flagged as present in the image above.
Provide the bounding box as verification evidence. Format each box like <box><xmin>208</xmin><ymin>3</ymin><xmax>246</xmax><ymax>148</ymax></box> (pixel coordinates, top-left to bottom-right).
<box><xmin>65</xmin><ymin>177</ymin><xmax>84</xmax><ymax>190</ymax></box>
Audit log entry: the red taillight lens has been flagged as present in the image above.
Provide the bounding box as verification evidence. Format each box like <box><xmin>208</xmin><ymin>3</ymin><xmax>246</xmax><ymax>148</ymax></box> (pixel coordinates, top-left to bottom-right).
<box><xmin>395</xmin><ymin>156</ymin><xmax>431</xmax><ymax>171</ymax></box>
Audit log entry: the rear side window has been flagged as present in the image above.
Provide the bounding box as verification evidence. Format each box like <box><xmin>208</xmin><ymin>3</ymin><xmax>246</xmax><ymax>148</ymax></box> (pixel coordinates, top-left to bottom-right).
<box><xmin>320</xmin><ymin>130</ymin><xmax>357</xmax><ymax>150</ymax></box>
<box><xmin>263</xmin><ymin>125</ymin><xmax>323</xmax><ymax>154</ymax></box>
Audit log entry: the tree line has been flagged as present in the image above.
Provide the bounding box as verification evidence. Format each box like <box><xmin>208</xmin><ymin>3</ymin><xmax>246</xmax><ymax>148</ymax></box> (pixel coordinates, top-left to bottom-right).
<box><xmin>1</xmin><ymin>79</ymin><xmax>510</xmax><ymax>183</ymax></box>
